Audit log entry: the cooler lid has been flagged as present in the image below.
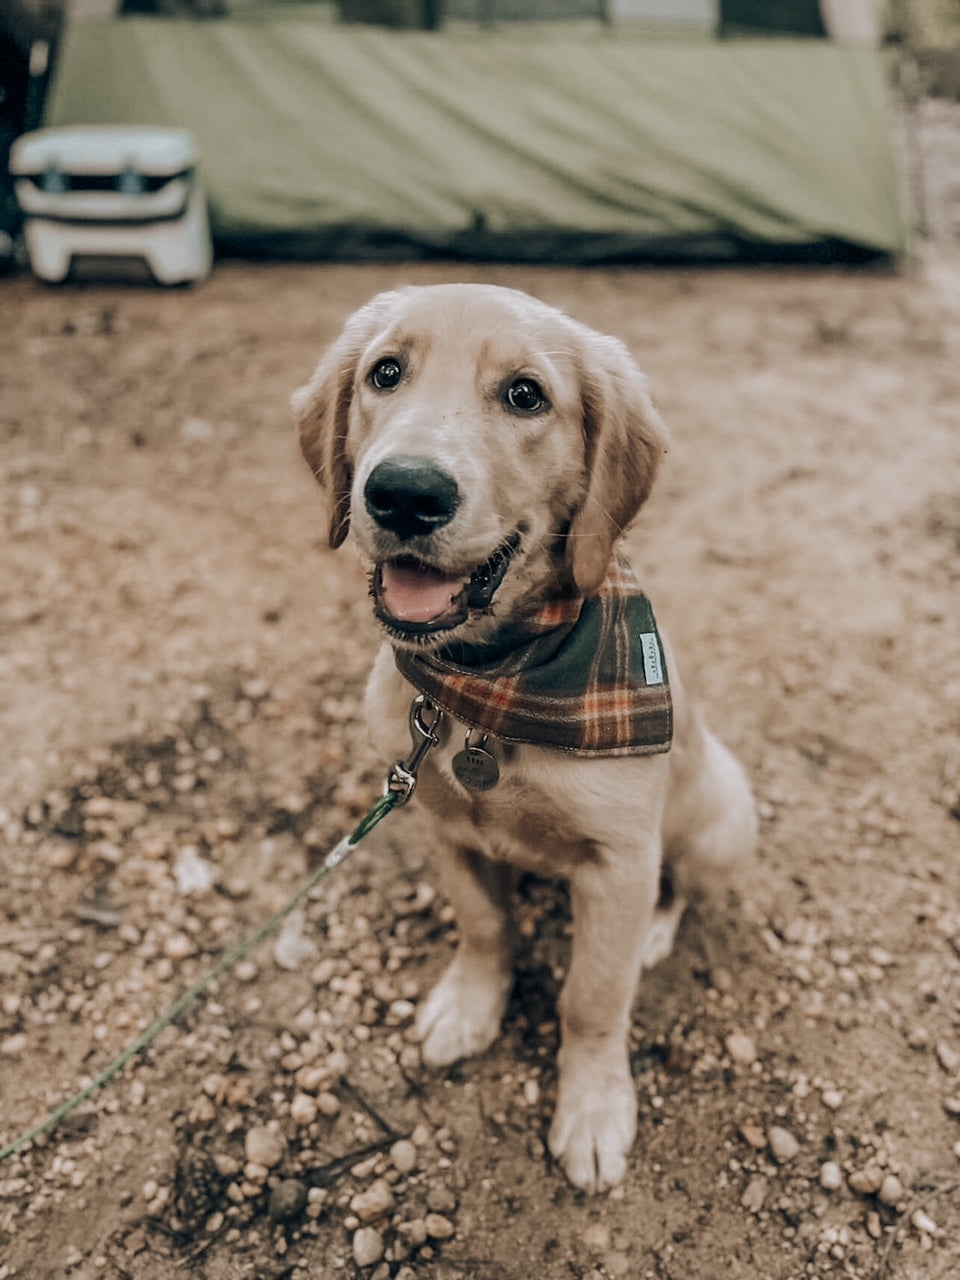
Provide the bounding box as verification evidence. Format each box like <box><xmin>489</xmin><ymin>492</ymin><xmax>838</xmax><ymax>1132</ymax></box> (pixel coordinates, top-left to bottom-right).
<box><xmin>10</xmin><ymin>126</ymin><xmax>198</xmax><ymax>177</ymax></box>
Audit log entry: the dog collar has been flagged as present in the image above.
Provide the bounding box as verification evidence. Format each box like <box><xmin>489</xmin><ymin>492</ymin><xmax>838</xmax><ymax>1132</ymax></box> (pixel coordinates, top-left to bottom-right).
<box><xmin>393</xmin><ymin>557</ymin><xmax>673</xmax><ymax>758</ymax></box>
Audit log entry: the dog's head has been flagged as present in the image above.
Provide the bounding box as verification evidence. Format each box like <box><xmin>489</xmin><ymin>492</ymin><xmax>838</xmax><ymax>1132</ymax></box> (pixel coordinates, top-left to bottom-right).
<box><xmin>294</xmin><ymin>284</ymin><xmax>668</xmax><ymax>649</ymax></box>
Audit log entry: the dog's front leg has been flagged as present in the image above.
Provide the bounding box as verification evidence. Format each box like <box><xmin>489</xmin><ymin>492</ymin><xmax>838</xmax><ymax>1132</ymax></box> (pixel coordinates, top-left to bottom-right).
<box><xmin>417</xmin><ymin>844</ymin><xmax>514</xmax><ymax>1066</ymax></box>
<box><xmin>548</xmin><ymin>850</ymin><xmax>659</xmax><ymax>1192</ymax></box>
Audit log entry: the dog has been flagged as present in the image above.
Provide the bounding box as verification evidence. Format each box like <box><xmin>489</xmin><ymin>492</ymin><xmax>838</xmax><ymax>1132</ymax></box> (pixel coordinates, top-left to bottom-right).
<box><xmin>294</xmin><ymin>284</ymin><xmax>757</xmax><ymax>1192</ymax></box>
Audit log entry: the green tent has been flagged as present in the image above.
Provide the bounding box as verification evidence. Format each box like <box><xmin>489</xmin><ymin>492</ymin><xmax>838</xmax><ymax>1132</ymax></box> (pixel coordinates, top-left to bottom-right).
<box><xmin>42</xmin><ymin>12</ymin><xmax>908</xmax><ymax>262</ymax></box>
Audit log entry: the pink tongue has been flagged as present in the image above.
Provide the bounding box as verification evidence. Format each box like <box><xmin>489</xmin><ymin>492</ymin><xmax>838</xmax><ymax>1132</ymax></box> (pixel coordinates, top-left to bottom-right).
<box><xmin>380</xmin><ymin>562</ymin><xmax>470</xmax><ymax>624</ymax></box>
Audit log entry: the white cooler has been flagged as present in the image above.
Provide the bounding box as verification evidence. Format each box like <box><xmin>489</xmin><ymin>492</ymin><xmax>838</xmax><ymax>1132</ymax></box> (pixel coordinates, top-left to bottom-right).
<box><xmin>10</xmin><ymin>125</ymin><xmax>212</xmax><ymax>285</ymax></box>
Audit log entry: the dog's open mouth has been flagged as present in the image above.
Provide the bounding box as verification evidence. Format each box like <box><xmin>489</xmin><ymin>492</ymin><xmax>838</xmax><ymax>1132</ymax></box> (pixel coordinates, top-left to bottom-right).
<box><xmin>373</xmin><ymin>534</ymin><xmax>521</xmax><ymax>637</ymax></box>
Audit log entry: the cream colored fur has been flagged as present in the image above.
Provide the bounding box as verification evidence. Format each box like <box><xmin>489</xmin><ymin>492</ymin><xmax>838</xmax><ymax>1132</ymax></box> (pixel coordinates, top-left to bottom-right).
<box><xmin>295</xmin><ymin>284</ymin><xmax>757</xmax><ymax>1193</ymax></box>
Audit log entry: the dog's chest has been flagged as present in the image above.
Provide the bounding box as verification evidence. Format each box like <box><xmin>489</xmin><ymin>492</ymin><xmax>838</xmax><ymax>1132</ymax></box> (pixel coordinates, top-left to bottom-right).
<box><xmin>365</xmin><ymin>645</ymin><xmax>659</xmax><ymax>876</ymax></box>
<box><xmin>417</xmin><ymin>744</ymin><xmax>602</xmax><ymax>875</ymax></box>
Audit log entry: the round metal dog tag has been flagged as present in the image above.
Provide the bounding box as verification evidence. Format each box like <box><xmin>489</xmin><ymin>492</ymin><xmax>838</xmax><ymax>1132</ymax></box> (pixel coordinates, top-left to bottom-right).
<box><xmin>452</xmin><ymin>741</ymin><xmax>500</xmax><ymax>791</ymax></box>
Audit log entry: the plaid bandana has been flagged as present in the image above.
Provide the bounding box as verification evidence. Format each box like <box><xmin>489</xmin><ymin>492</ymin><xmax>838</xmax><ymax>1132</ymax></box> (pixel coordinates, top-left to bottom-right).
<box><xmin>394</xmin><ymin>558</ymin><xmax>673</xmax><ymax>757</ymax></box>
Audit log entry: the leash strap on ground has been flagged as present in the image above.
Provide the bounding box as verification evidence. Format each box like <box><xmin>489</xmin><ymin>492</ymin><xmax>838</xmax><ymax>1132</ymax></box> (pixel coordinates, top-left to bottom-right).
<box><xmin>0</xmin><ymin>698</ymin><xmax>443</xmax><ymax>1165</ymax></box>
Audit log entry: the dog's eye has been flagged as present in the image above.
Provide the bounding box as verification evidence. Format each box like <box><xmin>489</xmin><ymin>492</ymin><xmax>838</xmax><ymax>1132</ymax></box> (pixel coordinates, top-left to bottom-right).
<box><xmin>505</xmin><ymin>377</ymin><xmax>547</xmax><ymax>414</ymax></box>
<box><xmin>369</xmin><ymin>358</ymin><xmax>404</xmax><ymax>390</ymax></box>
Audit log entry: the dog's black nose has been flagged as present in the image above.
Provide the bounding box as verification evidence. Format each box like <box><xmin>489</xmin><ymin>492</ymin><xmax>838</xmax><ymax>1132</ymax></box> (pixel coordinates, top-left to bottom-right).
<box><xmin>364</xmin><ymin>457</ymin><xmax>460</xmax><ymax>541</ymax></box>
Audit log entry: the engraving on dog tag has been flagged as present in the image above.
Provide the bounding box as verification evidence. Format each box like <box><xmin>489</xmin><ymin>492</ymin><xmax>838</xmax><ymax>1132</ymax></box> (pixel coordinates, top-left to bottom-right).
<box><xmin>452</xmin><ymin>736</ymin><xmax>500</xmax><ymax>791</ymax></box>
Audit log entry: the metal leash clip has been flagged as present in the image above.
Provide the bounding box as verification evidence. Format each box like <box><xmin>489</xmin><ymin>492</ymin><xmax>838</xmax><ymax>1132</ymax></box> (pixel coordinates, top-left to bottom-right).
<box><xmin>387</xmin><ymin>694</ymin><xmax>444</xmax><ymax>805</ymax></box>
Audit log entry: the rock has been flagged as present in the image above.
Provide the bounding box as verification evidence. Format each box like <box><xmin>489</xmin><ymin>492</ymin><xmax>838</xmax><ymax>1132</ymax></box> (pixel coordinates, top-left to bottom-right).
<box><xmin>819</xmin><ymin>1161</ymin><xmax>843</xmax><ymax>1191</ymax></box>
<box><xmin>936</xmin><ymin>1041</ymin><xmax>960</xmax><ymax>1074</ymax></box>
<box><xmin>180</xmin><ymin>417</ymin><xmax>216</xmax><ymax>442</ymax></box>
<box><xmin>269</xmin><ymin>1179</ymin><xmax>307</xmax><ymax>1222</ymax></box>
<box><xmin>289</xmin><ymin>1092</ymin><xmax>318</xmax><ymax>1126</ymax></box>
<box><xmin>878</xmin><ymin>1173</ymin><xmax>905</xmax><ymax>1207</ymax></box>
<box><xmin>212</xmin><ymin>1153</ymin><xmax>240</xmax><ymax>1179</ymax></box>
<box><xmin>424</xmin><ymin>1212</ymin><xmax>455</xmax><ymax>1240</ymax></box>
<box><xmin>389</xmin><ymin>1139</ymin><xmax>418</xmax><ymax>1175</ymax></box>
<box><xmin>911</xmin><ymin>1209</ymin><xmax>937</xmax><ymax>1236</ymax></box>
<box><xmin>316</xmin><ymin>1091</ymin><xmax>340</xmax><ymax>1118</ymax></box>
<box><xmin>397</xmin><ymin>1219</ymin><xmax>428</xmax><ymax>1247</ymax></box>
<box><xmin>849</xmin><ymin>1165</ymin><xmax>884</xmax><ymax>1196</ymax></box>
<box><xmin>352</xmin><ymin>1226</ymin><xmax>385</xmax><ymax>1268</ymax></box>
<box><xmin>739</xmin><ymin>1123</ymin><xmax>767</xmax><ymax>1150</ymax></box>
<box><xmin>173</xmin><ymin>845</ymin><xmax>217</xmax><ymax>895</ymax></box>
<box><xmin>244</xmin><ymin>1126</ymin><xmax>284</xmax><ymax>1169</ymax></box>
<box><xmin>821</xmin><ymin>1088</ymin><xmax>844</xmax><ymax>1111</ymax></box>
<box><xmin>767</xmin><ymin>1126</ymin><xmax>800</xmax><ymax>1163</ymax></box>
<box><xmin>740</xmin><ymin>1176</ymin><xmax>768</xmax><ymax>1213</ymax></box>
<box><xmin>426</xmin><ymin>1184</ymin><xmax>458</xmax><ymax>1213</ymax></box>
<box><xmin>350</xmin><ymin>1179</ymin><xmax>395</xmax><ymax>1223</ymax></box>
<box><xmin>725</xmin><ymin>1032</ymin><xmax>758</xmax><ymax>1066</ymax></box>
<box><xmin>583</xmin><ymin>1222</ymin><xmax>611</xmax><ymax>1250</ymax></box>
<box><xmin>163</xmin><ymin>932</ymin><xmax>193</xmax><ymax>961</ymax></box>
<box><xmin>1</xmin><ymin>1032</ymin><xmax>28</xmax><ymax>1056</ymax></box>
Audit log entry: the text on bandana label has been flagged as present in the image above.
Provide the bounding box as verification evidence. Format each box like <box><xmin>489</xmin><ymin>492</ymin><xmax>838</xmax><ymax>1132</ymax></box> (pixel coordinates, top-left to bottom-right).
<box><xmin>639</xmin><ymin>632</ymin><xmax>664</xmax><ymax>686</ymax></box>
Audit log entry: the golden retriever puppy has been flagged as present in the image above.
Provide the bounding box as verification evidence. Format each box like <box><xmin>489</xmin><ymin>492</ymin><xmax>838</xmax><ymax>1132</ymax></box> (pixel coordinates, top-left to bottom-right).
<box><xmin>295</xmin><ymin>284</ymin><xmax>756</xmax><ymax>1192</ymax></box>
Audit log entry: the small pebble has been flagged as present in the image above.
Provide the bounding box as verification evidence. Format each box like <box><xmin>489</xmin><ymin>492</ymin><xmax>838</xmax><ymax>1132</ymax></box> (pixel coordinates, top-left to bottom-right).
<box><xmin>289</xmin><ymin>1092</ymin><xmax>318</xmax><ymax>1126</ymax></box>
<box><xmin>740</xmin><ymin>1175</ymin><xmax>768</xmax><ymax>1213</ymax></box>
<box><xmin>212</xmin><ymin>1153</ymin><xmax>240</xmax><ymax>1178</ymax></box>
<box><xmin>878</xmin><ymin>1173</ymin><xmax>905</xmax><ymax>1207</ymax></box>
<box><xmin>316</xmin><ymin>1091</ymin><xmax>340</xmax><ymax>1118</ymax></box>
<box><xmin>390</xmin><ymin>1139</ymin><xmax>418</xmax><ymax>1175</ymax></box>
<box><xmin>426</xmin><ymin>1184</ymin><xmax>458</xmax><ymax>1213</ymax></box>
<box><xmin>821</xmin><ymin>1088</ymin><xmax>844</xmax><ymax>1111</ymax></box>
<box><xmin>911</xmin><ymin>1209</ymin><xmax>937</xmax><ymax>1236</ymax></box>
<box><xmin>767</xmin><ymin>1126</ymin><xmax>800</xmax><ymax>1163</ymax></box>
<box><xmin>163</xmin><ymin>932</ymin><xmax>192</xmax><ymax>961</ymax></box>
<box><xmin>269</xmin><ymin>1179</ymin><xmax>307</xmax><ymax>1222</ymax></box>
<box><xmin>849</xmin><ymin>1165</ymin><xmax>884</xmax><ymax>1196</ymax></box>
<box><xmin>244</xmin><ymin>1126</ymin><xmax>284</xmax><ymax>1169</ymax></box>
<box><xmin>352</xmin><ymin>1226</ymin><xmax>385</xmax><ymax>1268</ymax></box>
<box><xmin>350</xmin><ymin>1179</ymin><xmax>395</xmax><ymax>1223</ymax></box>
<box><xmin>583</xmin><ymin>1222</ymin><xmax>610</xmax><ymax>1250</ymax></box>
<box><xmin>739</xmin><ymin>1123</ymin><xmax>767</xmax><ymax>1150</ymax></box>
<box><xmin>725</xmin><ymin>1032</ymin><xmax>757</xmax><ymax>1066</ymax></box>
<box><xmin>819</xmin><ymin>1161</ymin><xmax>842</xmax><ymax>1191</ymax></box>
<box><xmin>936</xmin><ymin>1041</ymin><xmax>960</xmax><ymax>1074</ymax></box>
<box><xmin>398</xmin><ymin>1218</ymin><xmax>428</xmax><ymax>1246</ymax></box>
<box><xmin>1</xmin><ymin>1032</ymin><xmax>28</xmax><ymax>1057</ymax></box>
<box><xmin>424</xmin><ymin>1212</ymin><xmax>455</xmax><ymax>1240</ymax></box>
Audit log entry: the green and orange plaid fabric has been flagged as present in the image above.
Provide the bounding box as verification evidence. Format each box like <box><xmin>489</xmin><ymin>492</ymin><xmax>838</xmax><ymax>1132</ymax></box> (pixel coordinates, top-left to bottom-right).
<box><xmin>394</xmin><ymin>557</ymin><xmax>673</xmax><ymax>757</ymax></box>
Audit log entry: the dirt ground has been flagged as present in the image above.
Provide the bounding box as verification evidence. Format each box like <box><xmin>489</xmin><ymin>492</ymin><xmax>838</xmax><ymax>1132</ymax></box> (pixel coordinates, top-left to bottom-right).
<box><xmin>3</xmin><ymin>215</ymin><xmax>960</xmax><ymax>1279</ymax></box>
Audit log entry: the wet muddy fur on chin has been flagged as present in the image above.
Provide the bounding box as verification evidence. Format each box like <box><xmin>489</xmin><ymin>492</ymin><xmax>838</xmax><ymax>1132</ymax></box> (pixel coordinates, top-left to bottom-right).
<box><xmin>295</xmin><ymin>284</ymin><xmax>758</xmax><ymax>1193</ymax></box>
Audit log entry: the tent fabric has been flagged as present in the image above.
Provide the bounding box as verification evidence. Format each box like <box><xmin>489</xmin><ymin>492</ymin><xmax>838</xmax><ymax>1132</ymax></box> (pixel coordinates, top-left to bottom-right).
<box><xmin>43</xmin><ymin>18</ymin><xmax>908</xmax><ymax>262</ymax></box>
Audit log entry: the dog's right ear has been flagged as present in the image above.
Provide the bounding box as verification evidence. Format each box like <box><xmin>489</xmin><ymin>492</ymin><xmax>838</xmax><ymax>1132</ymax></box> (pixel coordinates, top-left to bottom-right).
<box><xmin>293</xmin><ymin>291</ymin><xmax>407</xmax><ymax>549</ymax></box>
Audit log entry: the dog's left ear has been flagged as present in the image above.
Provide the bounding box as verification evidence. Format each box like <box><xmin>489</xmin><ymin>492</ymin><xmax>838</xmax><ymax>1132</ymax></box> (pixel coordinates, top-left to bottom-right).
<box><xmin>293</xmin><ymin>290</ymin><xmax>408</xmax><ymax>549</ymax></box>
<box><xmin>568</xmin><ymin>332</ymin><xmax>670</xmax><ymax>595</ymax></box>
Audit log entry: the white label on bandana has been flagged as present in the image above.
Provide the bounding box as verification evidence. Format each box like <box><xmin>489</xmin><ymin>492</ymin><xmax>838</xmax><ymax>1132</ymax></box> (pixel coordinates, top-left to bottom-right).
<box><xmin>639</xmin><ymin>632</ymin><xmax>664</xmax><ymax>686</ymax></box>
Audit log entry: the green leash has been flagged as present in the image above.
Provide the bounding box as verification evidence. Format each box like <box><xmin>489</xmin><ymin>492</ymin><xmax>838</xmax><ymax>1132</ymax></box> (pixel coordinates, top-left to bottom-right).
<box><xmin>0</xmin><ymin>696</ymin><xmax>443</xmax><ymax>1165</ymax></box>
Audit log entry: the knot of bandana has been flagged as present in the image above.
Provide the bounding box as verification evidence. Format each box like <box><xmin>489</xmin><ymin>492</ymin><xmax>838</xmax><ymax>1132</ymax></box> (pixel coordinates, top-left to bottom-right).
<box><xmin>394</xmin><ymin>558</ymin><xmax>673</xmax><ymax>757</ymax></box>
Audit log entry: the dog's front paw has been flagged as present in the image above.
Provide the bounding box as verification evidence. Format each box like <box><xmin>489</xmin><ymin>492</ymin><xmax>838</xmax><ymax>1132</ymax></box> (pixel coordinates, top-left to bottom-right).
<box><xmin>416</xmin><ymin>955</ymin><xmax>511</xmax><ymax>1067</ymax></box>
<box><xmin>548</xmin><ymin>1066</ymin><xmax>637</xmax><ymax>1192</ymax></box>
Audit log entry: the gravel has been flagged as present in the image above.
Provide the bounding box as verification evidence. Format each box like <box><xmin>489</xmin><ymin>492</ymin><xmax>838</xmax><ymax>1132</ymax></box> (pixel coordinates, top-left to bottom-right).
<box><xmin>352</xmin><ymin>1225</ymin><xmax>385</xmax><ymax>1268</ymax></box>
